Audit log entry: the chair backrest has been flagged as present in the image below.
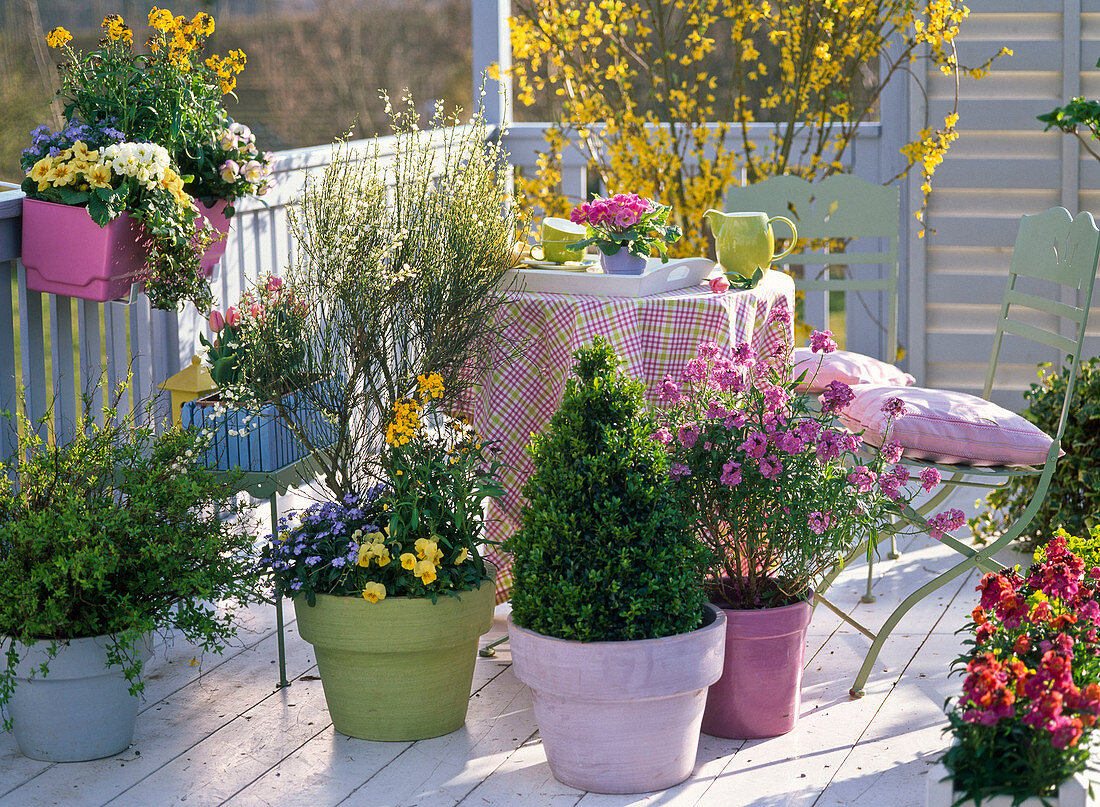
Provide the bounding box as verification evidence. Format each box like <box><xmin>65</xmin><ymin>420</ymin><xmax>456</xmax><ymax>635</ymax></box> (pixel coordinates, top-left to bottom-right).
<box><xmin>724</xmin><ymin>174</ymin><xmax>900</xmax><ymax>362</ymax></box>
<box><xmin>986</xmin><ymin>207</ymin><xmax>1100</xmax><ymax>445</ymax></box>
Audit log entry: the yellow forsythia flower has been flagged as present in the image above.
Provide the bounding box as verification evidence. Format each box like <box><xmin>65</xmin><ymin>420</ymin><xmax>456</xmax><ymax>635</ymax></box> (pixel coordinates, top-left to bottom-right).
<box><xmin>46</xmin><ymin>27</ymin><xmax>72</xmax><ymax>48</ymax></box>
<box><xmin>362</xmin><ymin>582</ymin><xmax>386</xmax><ymax>603</ymax></box>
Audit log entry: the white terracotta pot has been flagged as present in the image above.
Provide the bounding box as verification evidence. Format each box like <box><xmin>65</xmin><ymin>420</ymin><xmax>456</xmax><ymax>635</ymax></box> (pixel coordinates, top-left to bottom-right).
<box><xmin>926</xmin><ymin>759</ymin><xmax>1094</xmax><ymax>807</ymax></box>
<box><xmin>509</xmin><ymin>604</ymin><xmax>726</xmax><ymax>794</ymax></box>
<box><xmin>9</xmin><ymin>634</ymin><xmax>151</xmax><ymax>762</ymax></box>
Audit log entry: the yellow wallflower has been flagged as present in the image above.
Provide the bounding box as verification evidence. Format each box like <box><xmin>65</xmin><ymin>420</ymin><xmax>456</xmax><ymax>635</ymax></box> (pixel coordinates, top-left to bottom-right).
<box><xmin>413</xmin><ymin>560</ymin><xmax>437</xmax><ymax>585</ymax></box>
<box><xmin>362</xmin><ymin>582</ymin><xmax>386</xmax><ymax>603</ymax></box>
<box><xmin>46</xmin><ymin>27</ymin><xmax>71</xmax><ymax>48</ymax></box>
<box><xmin>400</xmin><ymin>552</ymin><xmax>417</xmax><ymax>570</ymax></box>
<box><xmin>101</xmin><ymin>14</ymin><xmax>132</xmax><ymax>43</ymax></box>
<box><xmin>148</xmin><ymin>7</ymin><xmax>175</xmax><ymax>32</ymax></box>
<box><xmin>416</xmin><ymin>372</ymin><xmax>444</xmax><ymax>400</ymax></box>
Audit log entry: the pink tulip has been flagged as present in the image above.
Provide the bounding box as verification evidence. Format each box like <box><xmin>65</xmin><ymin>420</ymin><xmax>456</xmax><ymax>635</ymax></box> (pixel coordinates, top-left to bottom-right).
<box><xmin>225</xmin><ymin>306</ymin><xmax>241</xmax><ymax>327</ymax></box>
<box><xmin>266</xmin><ymin>276</ymin><xmax>284</xmax><ymax>292</ymax></box>
<box><xmin>709</xmin><ymin>275</ymin><xmax>731</xmax><ymax>294</ymax></box>
<box><xmin>249</xmin><ymin>302</ymin><xmax>262</xmax><ymax>319</ymax></box>
<box><xmin>209</xmin><ymin>309</ymin><xmax>225</xmax><ymax>332</ymax></box>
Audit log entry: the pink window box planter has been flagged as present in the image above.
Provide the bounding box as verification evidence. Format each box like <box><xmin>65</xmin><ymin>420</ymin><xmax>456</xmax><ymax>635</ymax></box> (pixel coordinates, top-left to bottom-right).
<box><xmin>196</xmin><ymin>197</ymin><xmax>233</xmax><ymax>277</ymax></box>
<box><xmin>20</xmin><ymin>197</ymin><xmax>145</xmax><ymax>302</ymax></box>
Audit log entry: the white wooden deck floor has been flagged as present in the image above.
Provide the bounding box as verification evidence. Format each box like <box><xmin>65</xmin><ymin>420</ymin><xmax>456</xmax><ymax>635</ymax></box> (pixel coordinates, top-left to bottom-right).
<box><xmin>1</xmin><ymin>509</ymin><xmax>1005</xmax><ymax>807</ymax></box>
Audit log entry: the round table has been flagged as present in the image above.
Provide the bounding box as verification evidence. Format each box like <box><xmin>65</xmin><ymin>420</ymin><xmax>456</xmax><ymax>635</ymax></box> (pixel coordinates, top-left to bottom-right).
<box><xmin>463</xmin><ymin>269</ymin><xmax>797</xmax><ymax>603</ymax></box>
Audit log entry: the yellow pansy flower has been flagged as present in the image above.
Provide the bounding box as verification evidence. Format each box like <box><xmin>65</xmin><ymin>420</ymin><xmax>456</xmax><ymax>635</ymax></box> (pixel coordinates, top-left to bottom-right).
<box><xmin>362</xmin><ymin>582</ymin><xmax>386</xmax><ymax>603</ymax></box>
<box><xmin>414</xmin><ymin>537</ymin><xmax>443</xmax><ymax>565</ymax></box>
<box><xmin>413</xmin><ymin>560</ymin><xmax>437</xmax><ymax>585</ymax></box>
<box><xmin>357</xmin><ymin>543</ymin><xmax>373</xmax><ymax>568</ymax></box>
<box><xmin>400</xmin><ymin>552</ymin><xmax>417</xmax><ymax>570</ymax></box>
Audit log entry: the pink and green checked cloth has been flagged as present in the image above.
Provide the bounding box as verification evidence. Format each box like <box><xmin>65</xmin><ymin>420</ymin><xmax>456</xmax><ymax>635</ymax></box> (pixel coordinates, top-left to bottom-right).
<box><xmin>464</xmin><ymin>270</ymin><xmax>796</xmax><ymax>603</ymax></box>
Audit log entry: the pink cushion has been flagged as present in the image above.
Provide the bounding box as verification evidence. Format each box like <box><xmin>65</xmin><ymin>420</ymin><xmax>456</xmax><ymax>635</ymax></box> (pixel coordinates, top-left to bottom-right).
<box><xmin>838</xmin><ymin>384</ymin><xmax>1054</xmax><ymax>467</ymax></box>
<box><xmin>793</xmin><ymin>347</ymin><xmax>915</xmax><ymax>393</ymax></box>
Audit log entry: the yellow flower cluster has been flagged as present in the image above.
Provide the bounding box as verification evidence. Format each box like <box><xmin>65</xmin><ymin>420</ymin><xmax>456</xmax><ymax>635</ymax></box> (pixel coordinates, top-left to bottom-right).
<box><xmin>27</xmin><ymin>142</ymin><xmax>111</xmax><ymax>193</ymax></box>
<box><xmin>356</xmin><ymin>532</ymin><xmax>392</xmax><ymax>568</ymax></box>
<box><xmin>46</xmin><ymin>26</ymin><xmax>72</xmax><ymax>49</ymax></box>
<box><xmin>385</xmin><ymin>397</ymin><xmax>422</xmax><ymax>447</ymax></box>
<box><xmin>416</xmin><ymin>372</ymin><xmax>444</xmax><ymax>401</ymax></box>
<box><xmin>205</xmin><ymin>50</ymin><xmax>247</xmax><ymax>95</ymax></box>
<box><xmin>101</xmin><ymin>14</ymin><xmax>133</xmax><ymax>44</ymax></box>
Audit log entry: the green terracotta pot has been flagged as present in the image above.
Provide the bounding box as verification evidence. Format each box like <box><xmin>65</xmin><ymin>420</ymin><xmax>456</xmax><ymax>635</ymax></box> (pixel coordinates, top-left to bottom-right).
<box><xmin>293</xmin><ymin>582</ymin><xmax>495</xmax><ymax>741</ymax></box>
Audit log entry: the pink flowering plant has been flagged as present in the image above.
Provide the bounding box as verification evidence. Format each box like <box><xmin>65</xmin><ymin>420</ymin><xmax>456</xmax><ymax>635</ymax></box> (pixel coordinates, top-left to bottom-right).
<box><xmin>181</xmin><ymin>114</ymin><xmax>275</xmax><ymax>217</ymax></box>
<box><xmin>199</xmin><ymin>274</ymin><xmax>308</xmax><ymax>399</ymax></box>
<box><xmin>653</xmin><ymin>318</ymin><xmax>963</xmax><ymax>609</ymax></box>
<box><xmin>941</xmin><ymin>532</ymin><xmax>1100</xmax><ymax>803</ymax></box>
<box><xmin>568</xmin><ymin>192</ymin><xmax>682</xmax><ymax>262</ymax></box>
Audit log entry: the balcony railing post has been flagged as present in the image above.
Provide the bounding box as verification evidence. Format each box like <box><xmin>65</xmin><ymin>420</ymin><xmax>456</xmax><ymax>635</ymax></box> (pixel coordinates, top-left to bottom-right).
<box><xmin>471</xmin><ymin>0</ymin><xmax>512</xmax><ymax>126</ymax></box>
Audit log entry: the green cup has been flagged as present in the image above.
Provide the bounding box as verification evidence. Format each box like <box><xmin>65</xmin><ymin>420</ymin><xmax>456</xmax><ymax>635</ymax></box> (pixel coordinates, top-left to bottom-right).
<box><xmin>541</xmin><ymin>217</ymin><xmax>587</xmax><ymax>263</ymax></box>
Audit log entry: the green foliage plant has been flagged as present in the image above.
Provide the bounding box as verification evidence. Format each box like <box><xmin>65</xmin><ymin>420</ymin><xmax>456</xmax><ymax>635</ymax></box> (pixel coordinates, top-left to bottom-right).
<box><xmin>0</xmin><ymin>388</ymin><xmax>265</xmax><ymax>728</ymax></box>
<box><xmin>505</xmin><ymin>0</ymin><xmax>1011</xmax><ymax>253</ymax></box>
<box><xmin>263</xmin><ymin>372</ymin><xmax>502</xmax><ymax>605</ymax></box>
<box><xmin>504</xmin><ymin>338</ymin><xmax>708</xmax><ymax>642</ymax></box>
<box><xmin>942</xmin><ymin>532</ymin><xmax>1100</xmax><ymax>804</ymax></box>
<box><xmin>243</xmin><ymin>94</ymin><xmax>527</xmax><ymax>500</ymax></box>
<box><xmin>199</xmin><ymin>274</ymin><xmax>308</xmax><ymax>398</ymax></box>
<box><xmin>1039</xmin><ymin>62</ymin><xmax>1100</xmax><ymax>165</ymax></box>
<box><xmin>970</xmin><ymin>357</ymin><xmax>1100</xmax><ymax>552</ymax></box>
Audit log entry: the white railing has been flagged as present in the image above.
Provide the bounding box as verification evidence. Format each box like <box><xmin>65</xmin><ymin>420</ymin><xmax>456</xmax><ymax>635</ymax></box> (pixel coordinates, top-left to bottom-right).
<box><xmin>0</xmin><ymin>131</ymin><xmax>416</xmax><ymax>463</ymax></box>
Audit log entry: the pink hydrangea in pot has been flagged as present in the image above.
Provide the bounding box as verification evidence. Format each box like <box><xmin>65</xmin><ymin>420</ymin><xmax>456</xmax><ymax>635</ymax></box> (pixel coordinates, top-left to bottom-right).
<box><xmin>654</xmin><ymin>316</ymin><xmax>964</xmax><ymax>739</ymax></box>
<box><xmin>567</xmin><ymin>193</ymin><xmax>682</xmax><ymax>275</ymax></box>
<box><xmin>930</xmin><ymin>534</ymin><xmax>1100</xmax><ymax>806</ymax></box>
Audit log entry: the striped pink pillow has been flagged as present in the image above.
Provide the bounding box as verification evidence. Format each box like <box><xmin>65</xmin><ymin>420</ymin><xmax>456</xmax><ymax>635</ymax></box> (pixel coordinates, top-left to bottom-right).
<box><xmin>793</xmin><ymin>347</ymin><xmax>914</xmax><ymax>393</ymax></box>
<box><xmin>838</xmin><ymin>384</ymin><xmax>1054</xmax><ymax>467</ymax></box>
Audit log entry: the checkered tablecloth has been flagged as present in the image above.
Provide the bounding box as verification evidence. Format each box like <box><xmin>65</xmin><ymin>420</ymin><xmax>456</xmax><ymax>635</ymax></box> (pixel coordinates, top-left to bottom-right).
<box><xmin>465</xmin><ymin>270</ymin><xmax>796</xmax><ymax>603</ymax></box>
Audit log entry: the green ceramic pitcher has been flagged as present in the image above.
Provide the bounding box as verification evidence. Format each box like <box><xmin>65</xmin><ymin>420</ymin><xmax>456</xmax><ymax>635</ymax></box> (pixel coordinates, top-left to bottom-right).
<box><xmin>704</xmin><ymin>210</ymin><xmax>798</xmax><ymax>278</ymax></box>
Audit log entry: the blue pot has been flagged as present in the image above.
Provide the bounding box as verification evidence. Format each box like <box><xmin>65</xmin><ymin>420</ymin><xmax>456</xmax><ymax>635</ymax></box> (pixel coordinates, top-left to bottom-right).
<box><xmin>600</xmin><ymin>249</ymin><xmax>648</xmax><ymax>275</ymax></box>
<box><xmin>181</xmin><ymin>380</ymin><xmax>336</xmax><ymax>473</ymax></box>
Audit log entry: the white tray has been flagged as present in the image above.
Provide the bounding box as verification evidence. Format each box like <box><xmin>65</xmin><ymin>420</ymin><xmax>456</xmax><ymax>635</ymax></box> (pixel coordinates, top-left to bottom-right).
<box><xmin>508</xmin><ymin>257</ymin><xmax>716</xmax><ymax>297</ymax></box>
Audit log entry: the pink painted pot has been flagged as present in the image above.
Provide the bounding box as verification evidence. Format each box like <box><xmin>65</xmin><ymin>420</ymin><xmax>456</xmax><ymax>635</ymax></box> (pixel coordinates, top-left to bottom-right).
<box><xmin>21</xmin><ymin>198</ymin><xmax>144</xmax><ymax>301</ymax></box>
<box><xmin>509</xmin><ymin>604</ymin><xmax>726</xmax><ymax>794</ymax></box>
<box><xmin>196</xmin><ymin>198</ymin><xmax>233</xmax><ymax>277</ymax></box>
<box><xmin>701</xmin><ymin>597</ymin><xmax>813</xmax><ymax>739</ymax></box>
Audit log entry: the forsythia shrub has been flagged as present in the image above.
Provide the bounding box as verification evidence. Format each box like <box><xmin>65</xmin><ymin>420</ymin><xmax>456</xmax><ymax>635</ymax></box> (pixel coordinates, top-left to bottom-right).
<box><xmin>505</xmin><ymin>0</ymin><xmax>1011</xmax><ymax>252</ymax></box>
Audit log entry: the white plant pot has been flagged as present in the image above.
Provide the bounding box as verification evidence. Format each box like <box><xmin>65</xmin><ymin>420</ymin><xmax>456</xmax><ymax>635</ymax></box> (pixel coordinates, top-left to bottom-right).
<box><xmin>9</xmin><ymin>634</ymin><xmax>152</xmax><ymax>762</ymax></box>
<box><xmin>927</xmin><ymin>759</ymin><xmax>1094</xmax><ymax>807</ymax></box>
<box><xmin>509</xmin><ymin>603</ymin><xmax>726</xmax><ymax>794</ymax></box>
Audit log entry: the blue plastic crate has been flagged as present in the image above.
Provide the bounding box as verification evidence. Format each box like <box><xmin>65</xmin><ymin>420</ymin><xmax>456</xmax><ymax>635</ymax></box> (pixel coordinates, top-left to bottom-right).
<box><xmin>181</xmin><ymin>382</ymin><xmax>336</xmax><ymax>473</ymax></box>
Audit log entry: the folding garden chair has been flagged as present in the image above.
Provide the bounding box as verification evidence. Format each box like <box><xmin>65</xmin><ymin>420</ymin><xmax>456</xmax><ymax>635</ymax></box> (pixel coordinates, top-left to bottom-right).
<box><xmin>816</xmin><ymin>207</ymin><xmax>1100</xmax><ymax>697</ymax></box>
<box><xmin>725</xmin><ymin>175</ymin><xmax>911</xmax><ymax>598</ymax></box>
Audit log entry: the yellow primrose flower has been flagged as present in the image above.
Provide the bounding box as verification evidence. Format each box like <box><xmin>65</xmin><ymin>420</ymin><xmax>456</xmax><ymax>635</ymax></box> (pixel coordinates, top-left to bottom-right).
<box><xmin>28</xmin><ymin>158</ymin><xmax>52</xmax><ymax>184</ymax></box>
<box><xmin>454</xmin><ymin>547</ymin><xmax>469</xmax><ymax>564</ymax></box>
<box><xmin>362</xmin><ymin>582</ymin><xmax>386</xmax><ymax>603</ymax></box>
<box><xmin>86</xmin><ymin>163</ymin><xmax>113</xmax><ymax>189</ymax></box>
<box><xmin>46</xmin><ymin>26</ymin><xmax>71</xmax><ymax>48</ymax></box>
<box><xmin>413</xmin><ymin>559</ymin><xmax>437</xmax><ymax>585</ymax></box>
<box><xmin>400</xmin><ymin>552</ymin><xmax>417</xmax><ymax>570</ymax></box>
<box><xmin>46</xmin><ymin>162</ymin><xmax>77</xmax><ymax>187</ymax></box>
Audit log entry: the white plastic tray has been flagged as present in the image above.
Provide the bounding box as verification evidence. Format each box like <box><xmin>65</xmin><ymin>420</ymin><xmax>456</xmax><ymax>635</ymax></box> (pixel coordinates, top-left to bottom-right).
<box><xmin>508</xmin><ymin>257</ymin><xmax>716</xmax><ymax>297</ymax></box>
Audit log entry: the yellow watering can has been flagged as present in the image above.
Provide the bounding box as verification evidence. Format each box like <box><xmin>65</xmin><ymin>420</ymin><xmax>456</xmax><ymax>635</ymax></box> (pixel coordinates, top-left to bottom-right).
<box><xmin>704</xmin><ymin>210</ymin><xmax>798</xmax><ymax>281</ymax></box>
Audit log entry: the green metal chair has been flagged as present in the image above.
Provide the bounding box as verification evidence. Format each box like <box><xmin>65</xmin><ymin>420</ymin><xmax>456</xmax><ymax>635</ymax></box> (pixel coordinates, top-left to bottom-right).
<box><xmin>817</xmin><ymin>207</ymin><xmax>1100</xmax><ymax>697</ymax></box>
<box><xmin>723</xmin><ymin>174</ymin><xmax>901</xmax><ymax>364</ymax></box>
